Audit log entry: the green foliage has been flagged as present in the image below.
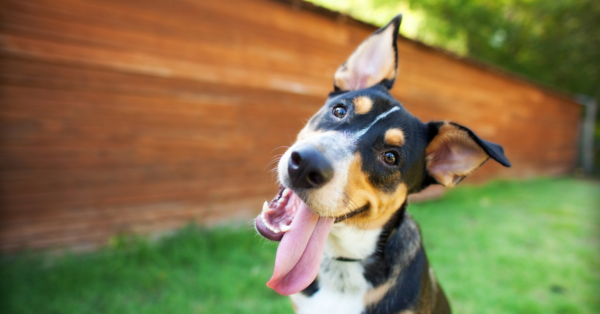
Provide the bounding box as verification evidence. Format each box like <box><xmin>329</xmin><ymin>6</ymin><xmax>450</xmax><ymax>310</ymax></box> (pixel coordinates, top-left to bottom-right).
<box><xmin>399</xmin><ymin>0</ymin><xmax>600</xmax><ymax>97</ymax></box>
<box><xmin>1</xmin><ymin>178</ymin><xmax>598</xmax><ymax>313</ymax></box>
<box><xmin>312</xmin><ymin>0</ymin><xmax>600</xmax><ymax>97</ymax></box>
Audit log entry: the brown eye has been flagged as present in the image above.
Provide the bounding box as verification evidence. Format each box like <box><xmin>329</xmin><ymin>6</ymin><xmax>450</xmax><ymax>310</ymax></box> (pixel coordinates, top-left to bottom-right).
<box><xmin>333</xmin><ymin>105</ymin><xmax>347</xmax><ymax>118</ymax></box>
<box><xmin>383</xmin><ymin>151</ymin><xmax>397</xmax><ymax>165</ymax></box>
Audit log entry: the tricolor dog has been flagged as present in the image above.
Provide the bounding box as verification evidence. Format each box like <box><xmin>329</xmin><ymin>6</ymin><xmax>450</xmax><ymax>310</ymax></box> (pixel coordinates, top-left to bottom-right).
<box><xmin>255</xmin><ymin>15</ymin><xmax>510</xmax><ymax>314</ymax></box>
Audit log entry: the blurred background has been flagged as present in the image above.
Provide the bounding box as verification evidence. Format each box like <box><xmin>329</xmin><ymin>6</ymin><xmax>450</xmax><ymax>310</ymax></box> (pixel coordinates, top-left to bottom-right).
<box><xmin>0</xmin><ymin>0</ymin><xmax>598</xmax><ymax>313</ymax></box>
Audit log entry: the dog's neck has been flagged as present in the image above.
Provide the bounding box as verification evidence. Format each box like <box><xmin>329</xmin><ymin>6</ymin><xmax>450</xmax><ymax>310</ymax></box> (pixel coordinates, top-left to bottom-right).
<box><xmin>325</xmin><ymin>223</ymin><xmax>382</xmax><ymax>260</ymax></box>
<box><xmin>316</xmin><ymin>203</ymin><xmax>411</xmax><ymax>295</ymax></box>
<box><xmin>294</xmin><ymin>204</ymin><xmax>419</xmax><ymax>311</ymax></box>
<box><xmin>325</xmin><ymin>202</ymin><xmax>408</xmax><ymax>262</ymax></box>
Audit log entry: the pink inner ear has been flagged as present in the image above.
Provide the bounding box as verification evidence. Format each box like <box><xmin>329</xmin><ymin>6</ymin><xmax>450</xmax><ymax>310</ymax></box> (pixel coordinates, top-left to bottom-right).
<box><xmin>334</xmin><ymin>23</ymin><xmax>397</xmax><ymax>91</ymax></box>
<box><xmin>427</xmin><ymin>130</ymin><xmax>489</xmax><ymax>187</ymax></box>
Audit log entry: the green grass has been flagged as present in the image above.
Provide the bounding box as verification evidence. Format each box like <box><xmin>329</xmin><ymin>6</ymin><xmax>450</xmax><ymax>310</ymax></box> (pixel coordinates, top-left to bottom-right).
<box><xmin>0</xmin><ymin>227</ymin><xmax>288</xmax><ymax>314</ymax></box>
<box><xmin>1</xmin><ymin>178</ymin><xmax>598</xmax><ymax>314</ymax></box>
<box><xmin>410</xmin><ymin>178</ymin><xmax>600</xmax><ymax>314</ymax></box>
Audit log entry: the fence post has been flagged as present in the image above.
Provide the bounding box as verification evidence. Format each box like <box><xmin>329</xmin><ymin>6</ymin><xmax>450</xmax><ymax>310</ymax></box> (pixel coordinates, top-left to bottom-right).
<box><xmin>576</xmin><ymin>95</ymin><xmax>598</xmax><ymax>175</ymax></box>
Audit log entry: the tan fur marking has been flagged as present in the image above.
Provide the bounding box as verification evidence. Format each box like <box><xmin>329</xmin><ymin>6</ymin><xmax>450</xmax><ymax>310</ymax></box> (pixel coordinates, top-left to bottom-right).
<box><xmin>429</xmin><ymin>267</ymin><xmax>438</xmax><ymax>307</ymax></box>
<box><xmin>353</xmin><ymin>96</ymin><xmax>374</xmax><ymax>115</ymax></box>
<box><xmin>425</xmin><ymin>122</ymin><xmax>488</xmax><ymax>187</ymax></box>
<box><xmin>364</xmin><ymin>280</ymin><xmax>394</xmax><ymax>306</ymax></box>
<box><xmin>341</xmin><ymin>153</ymin><xmax>407</xmax><ymax>230</ymax></box>
<box><xmin>385</xmin><ymin>128</ymin><xmax>405</xmax><ymax>146</ymax></box>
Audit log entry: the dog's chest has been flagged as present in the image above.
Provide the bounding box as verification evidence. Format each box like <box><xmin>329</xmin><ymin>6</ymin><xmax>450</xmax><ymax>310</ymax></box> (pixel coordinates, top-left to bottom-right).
<box><xmin>291</xmin><ymin>225</ymin><xmax>381</xmax><ymax>314</ymax></box>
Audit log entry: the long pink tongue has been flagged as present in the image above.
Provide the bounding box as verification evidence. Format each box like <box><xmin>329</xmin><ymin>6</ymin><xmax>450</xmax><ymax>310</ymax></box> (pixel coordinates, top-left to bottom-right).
<box><xmin>267</xmin><ymin>195</ymin><xmax>334</xmax><ymax>295</ymax></box>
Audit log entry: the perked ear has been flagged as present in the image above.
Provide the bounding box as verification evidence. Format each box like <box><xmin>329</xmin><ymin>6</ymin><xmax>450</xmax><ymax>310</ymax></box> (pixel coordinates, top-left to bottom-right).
<box><xmin>334</xmin><ymin>15</ymin><xmax>402</xmax><ymax>91</ymax></box>
<box><xmin>425</xmin><ymin>122</ymin><xmax>511</xmax><ymax>187</ymax></box>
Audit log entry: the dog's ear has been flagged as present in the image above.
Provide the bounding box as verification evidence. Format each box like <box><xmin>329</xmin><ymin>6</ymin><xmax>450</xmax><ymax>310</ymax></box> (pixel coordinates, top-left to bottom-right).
<box><xmin>425</xmin><ymin>122</ymin><xmax>511</xmax><ymax>187</ymax></box>
<box><xmin>334</xmin><ymin>15</ymin><xmax>402</xmax><ymax>92</ymax></box>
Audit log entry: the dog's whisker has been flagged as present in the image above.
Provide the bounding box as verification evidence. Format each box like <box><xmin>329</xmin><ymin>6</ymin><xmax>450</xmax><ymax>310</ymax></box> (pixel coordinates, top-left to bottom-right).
<box><xmin>264</xmin><ymin>162</ymin><xmax>279</xmax><ymax>172</ymax></box>
<box><xmin>266</xmin><ymin>154</ymin><xmax>283</xmax><ymax>164</ymax></box>
<box><xmin>264</xmin><ymin>159</ymin><xmax>281</xmax><ymax>171</ymax></box>
<box><xmin>263</xmin><ymin>155</ymin><xmax>284</xmax><ymax>173</ymax></box>
<box><xmin>270</xmin><ymin>146</ymin><xmax>290</xmax><ymax>154</ymax></box>
<box><xmin>344</xmin><ymin>197</ymin><xmax>368</xmax><ymax>232</ymax></box>
<box><xmin>268</xmin><ymin>168</ymin><xmax>280</xmax><ymax>180</ymax></box>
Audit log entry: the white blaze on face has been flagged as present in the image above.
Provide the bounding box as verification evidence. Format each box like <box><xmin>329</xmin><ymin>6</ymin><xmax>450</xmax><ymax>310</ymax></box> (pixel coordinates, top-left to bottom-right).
<box><xmin>353</xmin><ymin>106</ymin><xmax>400</xmax><ymax>139</ymax></box>
<box><xmin>278</xmin><ymin>131</ymin><xmax>356</xmax><ymax>217</ymax></box>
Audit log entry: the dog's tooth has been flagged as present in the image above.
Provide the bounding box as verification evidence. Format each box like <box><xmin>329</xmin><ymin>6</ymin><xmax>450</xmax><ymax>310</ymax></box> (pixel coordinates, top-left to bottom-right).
<box><xmin>262</xmin><ymin>201</ymin><xmax>270</xmax><ymax>213</ymax></box>
<box><xmin>261</xmin><ymin>212</ymin><xmax>281</xmax><ymax>234</ymax></box>
<box><xmin>277</xmin><ymin>197</ymin><xmax>286</xmax><ymax>205</ymax></box>
<box><xmin>266</xmin><ymin>223</ymin><xmax>279</xmax><ymax>233</ymax></box>
<box><xmin>283</xmin><ymin>188</ymin><xmax>291</xmax><ymax>197</ymax></box>
<box><xmin>280</xmin><ymin>224</ymin><xmax>291</xmax><ymax>232</ymax></box>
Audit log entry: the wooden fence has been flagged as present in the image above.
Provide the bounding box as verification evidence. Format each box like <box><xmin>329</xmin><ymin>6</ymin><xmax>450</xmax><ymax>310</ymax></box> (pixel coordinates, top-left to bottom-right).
<box><xmin>0</xmin><ymin>0</ymin><xmax>581</xmax><ymax>251</ymax></box>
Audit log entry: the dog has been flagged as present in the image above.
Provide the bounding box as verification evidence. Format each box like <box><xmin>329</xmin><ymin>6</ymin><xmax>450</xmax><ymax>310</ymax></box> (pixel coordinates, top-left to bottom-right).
<box><xmin>254</xmin><ymin>15</ymin><xmax>510</xmax><ymax>314</ymax></box>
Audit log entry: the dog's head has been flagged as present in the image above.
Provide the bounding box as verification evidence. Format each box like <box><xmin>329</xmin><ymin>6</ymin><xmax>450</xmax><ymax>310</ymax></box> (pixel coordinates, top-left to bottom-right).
<box><xmin>255</xmin><ymin>15</ymin><xmax>510</xmax><ymax>296</ymax></box>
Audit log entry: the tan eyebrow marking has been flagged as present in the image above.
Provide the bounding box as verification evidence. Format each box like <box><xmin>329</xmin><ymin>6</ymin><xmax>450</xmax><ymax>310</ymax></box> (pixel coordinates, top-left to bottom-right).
<box><xmin>384</xmin><ymin>128</ymin><xmax>405</xmax><ymax>146</ymax></box>
<box><xmin>353</xmin><ymin>96</ymin><xmax>373</xmax><ymax>115</ymax></box>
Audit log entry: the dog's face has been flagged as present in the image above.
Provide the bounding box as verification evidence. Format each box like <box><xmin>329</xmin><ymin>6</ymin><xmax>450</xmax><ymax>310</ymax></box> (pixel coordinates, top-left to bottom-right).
<box><xmin>255</xmin><ymin>15</ymin><xmax>510</xmax><ymax>296</ymax></box>
<box><xmin>277</xmin><ymin>86</ymin><xmax>426</xmax><ymax>230</ymax></box>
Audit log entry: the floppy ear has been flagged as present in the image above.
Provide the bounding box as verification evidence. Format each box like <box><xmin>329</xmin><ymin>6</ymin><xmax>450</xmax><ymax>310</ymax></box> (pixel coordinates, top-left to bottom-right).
<box><xmin>425</xmin><ymin>122</ymin><xmax>511</xmax><ymax>187</ymax></box>
<box><xmin>334</xmin><ymin>15</ymin><xmax>402</xmax><ymax>91</ymax></box>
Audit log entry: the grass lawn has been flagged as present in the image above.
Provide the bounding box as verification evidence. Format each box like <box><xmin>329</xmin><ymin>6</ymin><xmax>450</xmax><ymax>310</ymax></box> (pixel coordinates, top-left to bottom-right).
<box><xmin>1</xmin><ymin>178</ymin><xmax>599</xmax><ymax>314</ymax></box>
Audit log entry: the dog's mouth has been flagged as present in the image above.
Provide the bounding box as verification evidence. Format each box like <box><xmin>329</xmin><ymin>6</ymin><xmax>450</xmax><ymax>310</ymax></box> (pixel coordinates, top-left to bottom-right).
<box><xmin>255</xmin><ymin>186</ymin><xmax>294</xmax><ymax>241</ymax></box>
<box><xmin>255</xmin><ymin>185</ymin><xmax>335</xmax><ymax>296</ymax></box>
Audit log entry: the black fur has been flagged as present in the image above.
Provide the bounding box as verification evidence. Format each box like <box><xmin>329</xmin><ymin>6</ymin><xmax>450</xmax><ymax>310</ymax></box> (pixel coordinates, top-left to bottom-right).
<box><xmin>366</xmin><ymin>247</ymin><xmax>426</xmax><ymax>314</ymax></box>
<box><xmin>362</xmin><ymin>202</ymin><xmax>407</xmax><ymax>287</ymax></box>
<box><xmin>301</xmin><ymin>277</ymin><xmax>320</xmax><ymax>297</ymax></box>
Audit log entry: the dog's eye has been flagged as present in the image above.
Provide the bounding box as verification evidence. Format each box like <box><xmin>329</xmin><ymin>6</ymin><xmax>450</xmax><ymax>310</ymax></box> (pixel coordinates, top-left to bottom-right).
<box><xmin>383</xmin><ymin>151</ymin><xmax>398</xmax><ymax>165</ymax></box>
<box><xmin>332</xmin><ymin>105</ymin><xmax>347</xmax><ymax>118</ymax></box>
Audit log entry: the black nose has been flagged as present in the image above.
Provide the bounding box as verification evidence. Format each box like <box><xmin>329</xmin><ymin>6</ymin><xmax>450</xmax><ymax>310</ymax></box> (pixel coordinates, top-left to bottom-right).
<box><xmin>287</xmin><ymin>144</ymin><xmax>334</xmax><ymax>189</ymax></box>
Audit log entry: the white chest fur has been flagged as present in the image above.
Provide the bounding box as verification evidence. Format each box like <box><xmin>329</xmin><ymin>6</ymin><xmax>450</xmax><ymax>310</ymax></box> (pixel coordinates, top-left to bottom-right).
<box><xmin>291</xmin><ymin>224</ymin><xmax>382</xmax><ymax>314</ymax></box>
